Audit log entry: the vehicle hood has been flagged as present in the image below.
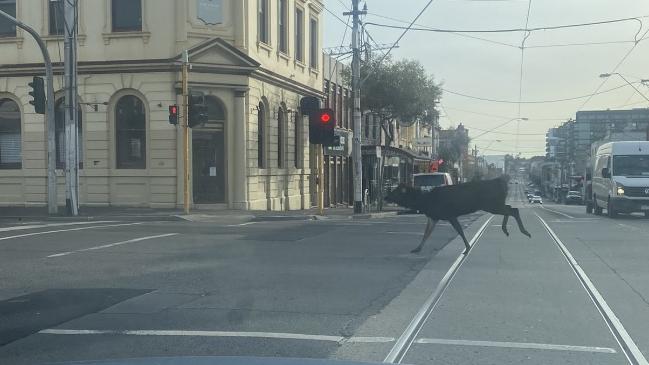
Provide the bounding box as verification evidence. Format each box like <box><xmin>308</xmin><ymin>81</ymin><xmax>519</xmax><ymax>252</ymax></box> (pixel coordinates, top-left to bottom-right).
<box><xmin>613</xmin><ymin>176</ymin><xmax>649</xmax><ymax>187</ymax></box>
<box><xmin>48</xmin><ymin>357</ymin><xmax>383</xmax><ymax>365</ymax></box>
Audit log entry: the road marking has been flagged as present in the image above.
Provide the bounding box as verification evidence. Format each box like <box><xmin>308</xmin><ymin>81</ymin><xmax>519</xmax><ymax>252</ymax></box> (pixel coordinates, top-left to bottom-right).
<box><xmin>384</xmin><ymin>216</ymin><xmax>494</xmax><ymax>364</ymax></box>
<box><xmin>537</xmin><ymin>215</ymin><xmax>648</xmax><ymax>365</ymax></box>
<box><xmin>0</xmin><ymin>222</ymin><xmax>143</xmax><ymax>242</ymax></box>
<box><xmin>46</xmin><ymin>233</ymin><xmax>178</xmax><ymax>258</ymax></box>
<box><xmin>226</xmin><ymin>222</ymin><xmax>257</xmax><ymax>227</ymax></box>
<box><xmin>38</xmin><ymin>329</ymin><xmax>394</xmax><ymax>344</ymax></box>
<box><xmin>0</xmin><ymin>221</ymin><xmax>115</xmax><ymax>233</ymax></box>
<box><xmin>415</xmin><ymin>338</ymin><xmax>616</xmax><ymax>354</ymax></box>
<box><xmin>539</xmin><ymin>205</ymin><xmax>575</xmax><ymax>219</ymax></box>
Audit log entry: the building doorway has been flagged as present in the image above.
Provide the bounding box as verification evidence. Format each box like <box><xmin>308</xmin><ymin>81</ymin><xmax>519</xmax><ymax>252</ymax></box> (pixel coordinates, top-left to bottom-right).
<box><xmin>192</xmin><ymin>96</ymin><xmax>226</xmax><ymax>204</ymax></box>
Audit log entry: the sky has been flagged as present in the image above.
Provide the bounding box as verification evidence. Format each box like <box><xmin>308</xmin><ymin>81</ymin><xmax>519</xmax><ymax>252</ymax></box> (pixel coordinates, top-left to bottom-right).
<box><xmin>323</xmin><ymin>0</ymin><xmax>649</xmax><ymax>157</ymax></box>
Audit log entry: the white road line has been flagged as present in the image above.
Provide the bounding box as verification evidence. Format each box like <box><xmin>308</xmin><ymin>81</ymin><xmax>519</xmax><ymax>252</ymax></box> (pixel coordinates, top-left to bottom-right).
<box><xmin>537</xmin><ymin>215</ymin><xmax>648</xmax><ymax>365</ymax></box>
<box><xmin>384</xmin><ymin>216</ymin><xmax>494</xmax><ymax>364</ymax></box>
<box><xmin>539</xmin><ymin>205</ymin><xmax>575</xmax><ymax>219</ymax></box>
<box><xmin>0</xmin><ymin>222</ymin><xmax>143</xmax><ymax>242</ymax></box>
<box><xmin>226</xmin><ymin>222</ymin><xmax>257</xmax><ymax>227</ymax></box>
<box><xmin>46</xmin><ymin>233</ymin><xmax>178</xmax><ymax>258</ymax></box>
<box><xmin>0</xmin><ymin>221</ymin><xmax>115</xmax><ymax>233</ymax></box>
<box><xmin>38</xmin><ymin>329</ymin><xmax>394</xmax><ymax>344</ymax></box>
<box><xmin>415</xmin><ymin>338</ymin><xmax>617</xmax><ymax>354</ymax></box>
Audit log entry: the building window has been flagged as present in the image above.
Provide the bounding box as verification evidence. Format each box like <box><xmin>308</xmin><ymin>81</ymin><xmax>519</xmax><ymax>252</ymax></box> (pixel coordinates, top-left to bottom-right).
<box><xmin>49</xmin><ymin>0</ymin><xmax>65</xmax><ymax>35</ymax></box>
<box><xmin>0</xmin><ymin>98</ymin><xmax>21</xmax><ymax>169</ymax></box>
<box><xmin>295</xmin><ymin>7</ymin><xmax>304</xmax><ymax>62</ymax></box>
<box><xmin>54</xmin><ymin>99</ymin><xmax>83</xmax><ymax>169</ymax></box>
<box><xmin>364</xmin><ymin>115</ymin><xmax>370</xmax><ymax>138</ymax></box>
<box><xmin>373</xmin><ymin>117</ymin><xmax>379</xmax><ymax>139</ymax></box>
<box><xmin>294</xmin><ymin>114</ymin><xmax>301</xmax><ymax>169</ymax></box>
<box><xmin>257</xmin><ymin>102</ymin><xmax>265</xmax><ymax>168</ymax></box>
<box><xmin>258</xmin><ymin>0</ymin><xmax>269</xmax><ymax>44</ymax></box>
<box><xmin>115</xmin><ymin>95</ymin><xmax>146</xmax><ymax>169</ymax></box>
<box><xmin>0</xmin><ymin>0</ymin><xmax>16</xmax><ymax>37</ymax></box>
<box><xmin>278</xmin><ymin>107</ymin><xmax>286</xmax><ymax>168</ymax></box>
<box><xmin>309</xmin><ymin>17</ymin><xmax>318</xmax><ymax>69</ymax></box>
<box><xmin>112</xmin><ymin>0</ymin><xmax>142</xmax><ymax>32</ymax></box>
<box><xmin>278</xmin><ymin>0</ymin><xmax>288</xmax><ymax>53</ymax></box>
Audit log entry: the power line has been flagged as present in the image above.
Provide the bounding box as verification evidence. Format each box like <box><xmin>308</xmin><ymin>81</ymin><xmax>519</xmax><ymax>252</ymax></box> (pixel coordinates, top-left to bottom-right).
<box><xmin>323</xmin><ymin>4</ymin><xmax>353</xmax><ymax>29</ymax></box>
<box><xmin>516</xmin><ymin>0</ymin><xmax>533</xmax><ymax>155</ymax></box>
<box><xmin>442</xmin><ymin>82</ymin><xmax>638</xmax><ymax>104</ymax></box>
<box><xmin>442</xmin><ymin>105</ymin><xmax>565</xmax><ymax>121</ymax></box>
<box><xmin>360</xmin><ymin>0</ymin><xmax>437</xmax><ymax>85</ymax></box>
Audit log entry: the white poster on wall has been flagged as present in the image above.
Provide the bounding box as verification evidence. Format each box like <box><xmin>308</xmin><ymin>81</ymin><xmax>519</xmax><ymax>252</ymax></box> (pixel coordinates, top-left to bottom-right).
<box><xmin>197</xmin><ymin>0</ymin><xmax>222</xmax><ymax>25</ymax></box>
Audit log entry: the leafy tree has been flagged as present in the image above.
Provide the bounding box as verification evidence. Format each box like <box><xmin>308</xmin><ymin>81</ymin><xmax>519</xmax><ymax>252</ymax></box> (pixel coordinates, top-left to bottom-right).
<box><xmin>438</xmin><ymin>126</ymin><xmax>471</xmax><ymax>171</ymax></box>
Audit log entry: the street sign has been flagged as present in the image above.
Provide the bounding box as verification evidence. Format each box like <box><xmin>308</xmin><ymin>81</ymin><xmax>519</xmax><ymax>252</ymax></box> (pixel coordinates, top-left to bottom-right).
<box><xmin>325</xmin><ymin>129</ymin><xmax>352</xmax><ymax>157</ymax></box>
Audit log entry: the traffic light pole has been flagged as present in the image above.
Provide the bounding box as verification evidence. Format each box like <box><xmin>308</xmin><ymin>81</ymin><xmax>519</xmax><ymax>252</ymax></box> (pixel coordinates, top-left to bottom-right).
<box><xmin>0</xmin><ymin>9</ymin><xmax>57</xmax><ymax>214</ymax></box>
<box><xmin>346</xmin><ymin>0</ymin><xmax>365</xmax><ymax>214</ymax></box>
<box><xmin>182</xmin><ymin>51</ymin><xmax>191</xmax><ymax>214</ymax></box>
<box><xmin>64</xmin><ymin>0</ymin><xmax>79</xmax><ymax>216</ymax></box>
<box><xmin>318</xmin><ymin>145</ymin><xmax>324</xmax><ymax>215</ymax></box>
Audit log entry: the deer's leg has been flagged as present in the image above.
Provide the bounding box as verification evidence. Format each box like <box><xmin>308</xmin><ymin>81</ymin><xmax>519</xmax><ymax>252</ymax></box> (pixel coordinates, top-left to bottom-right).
<box><xmin>449</xmin><ymin>217</ymin><xmax>471</xmax><ymax>254</ymax></box>
<box><xmin>501</xmin><ymin>214</ymin><xmax>510</xmax><ymax>236</ymax></box>
<box><xmin>411</xmin><ymin>218</ymin><xmax>437</xmax><ymax>253</ymax></box>
<box><xmin>485</xmin><ymin>205</ymin><xmax>511</xmax><ymax>237</ymax></box>
<box><xmin>509</xmin><ymin>206</ymin><xmax>532</xmax><ymax>238</ymax></box>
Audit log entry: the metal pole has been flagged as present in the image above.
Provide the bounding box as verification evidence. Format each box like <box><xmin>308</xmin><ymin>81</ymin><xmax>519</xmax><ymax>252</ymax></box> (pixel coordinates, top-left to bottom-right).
<box><xmin>350</xmin><ymin>0</ymin><xmax>363</xmax><ymax>213</ymax></box>
<box><xmin>0</xmin><ymin>10</ymin><xmax>57</xmax><ymax>214</ymax></box>
<box><xmin>182</xmin><ymin>51</ymin><xmax>190</xmax><ymax>214</ymax></box>
<box><xmin>318</xmin><ymin>145</ymin><xmax>324</xmax><ymax>215</ymax></box>
<box><xmin>64</xmin><ymin>0</ymin><xmax>79</xmax><ymax>216</ymax></box>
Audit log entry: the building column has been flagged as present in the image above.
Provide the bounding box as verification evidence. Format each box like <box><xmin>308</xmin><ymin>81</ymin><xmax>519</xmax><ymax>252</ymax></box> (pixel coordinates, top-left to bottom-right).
<box><xmin>232</xmin><ymin>90</ymin><xmax>248</xmax><ymax>209</ymax></box>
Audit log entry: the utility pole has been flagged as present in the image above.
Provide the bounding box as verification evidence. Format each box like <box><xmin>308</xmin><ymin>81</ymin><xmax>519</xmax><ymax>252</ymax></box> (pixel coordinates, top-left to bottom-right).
<box><xmin>344</xmin><ymin>0</ymin><xmax>366</xmax><ymax>214</ymax></box>
<box><xmin>182</xmin><ymin>51</ymin><xmax>191</xmax><ymax>214</ymax></box>
<box><xmin>0</xmin><ymin>9</ymin><xmax>57</xmax><ymax>214</ymax></box>
<box><xmin>64</xmin><ymin>0</ymin><xmax>79</xmax><ymax>216</ymax></box>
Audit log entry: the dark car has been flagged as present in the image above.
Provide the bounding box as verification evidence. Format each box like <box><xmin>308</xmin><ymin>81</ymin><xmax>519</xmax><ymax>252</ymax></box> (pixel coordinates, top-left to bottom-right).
<box><xmin>565</xmin><ymin>191</ymin><xmax>583</xmax><ymax>205</ymax></box>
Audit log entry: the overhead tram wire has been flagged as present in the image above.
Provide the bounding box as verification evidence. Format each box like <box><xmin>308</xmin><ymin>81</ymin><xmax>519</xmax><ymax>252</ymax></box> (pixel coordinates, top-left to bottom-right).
<box><xmin>323</xmin><ymin>4</ymin><xmax>353</xmax><ymax>30</ymax></box>
<box><xmin>516</xmin><ymin>0</ymin><xmax>533</xmax><ymax>156</ymax></box>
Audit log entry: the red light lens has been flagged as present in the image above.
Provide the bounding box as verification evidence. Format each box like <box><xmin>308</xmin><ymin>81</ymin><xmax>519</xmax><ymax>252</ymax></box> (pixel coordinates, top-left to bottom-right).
<box><xmin>320</xmin><ymin>113</ymin><xmax>331</xmax><ymax>123</ymax></box>
<box><xmin>170</xmin><ymin>106</ymin><xmax>177</xmax><ymax>114</ymax></box>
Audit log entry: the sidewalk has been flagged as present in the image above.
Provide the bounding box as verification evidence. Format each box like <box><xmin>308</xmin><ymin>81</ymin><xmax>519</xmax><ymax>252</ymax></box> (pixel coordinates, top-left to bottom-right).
<box><xmin>0</xmin><ymin>205</ymin><xmax>412</xmax><ymax>223</ymax></box>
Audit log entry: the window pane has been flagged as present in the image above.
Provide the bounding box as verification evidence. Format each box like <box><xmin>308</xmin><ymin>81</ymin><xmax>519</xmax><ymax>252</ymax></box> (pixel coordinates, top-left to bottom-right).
<box><xmin>310</xmin><ymin>18</ymin><xmax>318</xmax><ymax>68</ymax></box>
<box><xmin>278</xmin><ymin>110</ymin><xmax>284</xmax><ymax>168</ymax></box>
<box><xmin>279</xmin><ymin>0</ymin><xmax>287</xmax><ymax>53</ymax></box>
<box><xmin>0</xmin><ymin>0</ymin><xmax>17</xmax><ymax>37</ymax></box>
<box><xmin>112</xmin><ymin>0</ymin><xmax>142</xmax><ymax>32</ymax></box>
<box><xmin>295</xmin><ymin>8</ymin><xmax>303</xmax><ymax>61</ymax></box>
<box><xmin>0</xmin><ymin>98</ymin><xmax>21</xmax><ymax>169</ymax></box>
<box><xmin>294</xmin><ymin>114</ymin><xmax>300</xmax><ymax>168</ymax></box>
<box><xmin>116</xmin><ymin>95</ymin><xmax>146</xmax><ymax>169</ymax></box>
<box><xmin>258</xmin><ymin>0</ymin><xmax>268</xmax><ymax>43</ymax></box>
<box><xmin>54</xmin><ymin>99</ymin><xmax>83</xmax><ymax>169</ymax></box>
<box><xmin>49</xmin><ymin>0</ymin><xmax>65</xmax><ymax>35</ymax></box>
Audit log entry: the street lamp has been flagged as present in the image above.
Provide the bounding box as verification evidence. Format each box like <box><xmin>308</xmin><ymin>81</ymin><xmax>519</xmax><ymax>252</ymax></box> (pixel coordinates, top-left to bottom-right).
<box><xmin>599</xmin><ymin>72</ymin><xmax>649</xmax><ymax>104</ymax></box>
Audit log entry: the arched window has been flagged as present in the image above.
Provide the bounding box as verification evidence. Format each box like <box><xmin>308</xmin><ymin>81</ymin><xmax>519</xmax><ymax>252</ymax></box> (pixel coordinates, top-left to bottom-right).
<box><xmin>115</xmin><ymin>95</ymin><xmax>146</xmax><ymax>169</ymax></box>
<box><xmin>0</xmin><ymin>98</ymin><xmax>21</xmax><ymax>169</ymax></box>
<box><xmin>277</xmin><ymin>106</ymin><xmax>285</xmax><ymax>168</ymax></box>
<box><xmin>206</xmin><ymin>96</ymin><xmax>226</xmax><ymax>123</ymax></box>
<box><xmin>294</xmin><ymin>113</ymin><xmax>301</xmax><ymax>169</ymax></box>
<box><xmin>257</xmin><ymin>102</ymin><xmax>265</xmax><ymax>168</ymax></box>
<box><xmin>364</xmin><ymin>114</ymin><xmax>370</xmax><ymax>138</ymax></box>
<box><xmin>54</xmin><ymin>99</ymin><xmax>83</xmax><ymax>169</ymax></box>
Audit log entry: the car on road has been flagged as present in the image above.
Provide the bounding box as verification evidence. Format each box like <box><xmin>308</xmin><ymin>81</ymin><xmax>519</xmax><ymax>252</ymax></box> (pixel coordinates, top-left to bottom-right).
<box><xmin>591</xmin><ymin>141</ymin><xmax>649</xmax><ymax>217</ymax></box>
<box><xmin>413</xmin><ymin>172</ymin><xmax>454</xmax><ymax>192</ymax></box>
<box><xmin>565</xmin><ymin>190</ymin><xmax>583</xmax><ymax>205</ymax></box>
<box><xmin>530</xmin><ymin>195</ymin><xmax>543</xmax><ymax>204</ymax></box>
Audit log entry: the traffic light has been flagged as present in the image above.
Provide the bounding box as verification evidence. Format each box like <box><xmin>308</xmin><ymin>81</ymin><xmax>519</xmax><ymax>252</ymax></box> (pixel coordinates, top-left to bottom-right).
<box><xmin>28</xmin><ymin>76</ymin><xmax>45</xmax><ymax>114</ymax></box>
<box><xmin>300</xmin><ymin>96</ymin><xmax>321</xmax><ymax>115</ymax></box>
<box><xmin>309</xmin><ymin>108</ymin><xmax>335</xmax><ymax>145</ymax></box>
<box><xmin>188</xmin><ymin>92</ymin><xmax>208</xmax><ymax>128</ymax></box>
<box><xmin>168</xmin><ymin>105</ymin><xmax>179</xmax><ymax>125</ymax></box>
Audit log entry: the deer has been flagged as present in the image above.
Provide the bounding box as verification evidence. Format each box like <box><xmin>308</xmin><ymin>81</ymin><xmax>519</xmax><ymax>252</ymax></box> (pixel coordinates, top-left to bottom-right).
<box><xmin>385</xmin><ymin>176</ymin><xmax>531</xmax><ymax>254</ymax></box>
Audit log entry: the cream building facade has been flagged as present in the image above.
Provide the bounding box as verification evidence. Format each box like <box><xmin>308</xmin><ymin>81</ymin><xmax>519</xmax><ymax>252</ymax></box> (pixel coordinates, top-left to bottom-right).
<box><xmin>0</xmin><ymin>0</ymin><xmax>323</xmax><ymax>210</ymax></box>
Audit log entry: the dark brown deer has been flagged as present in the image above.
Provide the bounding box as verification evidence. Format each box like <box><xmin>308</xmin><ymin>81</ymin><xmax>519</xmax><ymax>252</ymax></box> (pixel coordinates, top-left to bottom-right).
<box><xmin>385</xmin><ymin>176</ymin><xmax>531</xmax><ymax>254</ymax></box>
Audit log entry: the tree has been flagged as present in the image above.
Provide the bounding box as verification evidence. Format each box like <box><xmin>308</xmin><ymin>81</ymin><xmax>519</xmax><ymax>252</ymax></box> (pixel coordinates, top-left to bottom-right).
<box><xmin>438</xmin><ymin>126</ymin><xmax>471</xmax><ymax>172</ymax></box>
<box><xmin>345</xmin><ymin>57</ymin><xmax>442</xmax><ymax>128</ymax></box>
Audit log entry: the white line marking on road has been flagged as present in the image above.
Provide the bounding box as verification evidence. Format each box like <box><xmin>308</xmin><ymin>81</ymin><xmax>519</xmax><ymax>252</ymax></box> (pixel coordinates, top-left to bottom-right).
<box><xmin>415</xmin><ymin>338</ymin><xmax>617</xmax><ymax>354</ymax></box>
<box><xmin>46</xmin><ymin>233</ymin><xmax>178</xmax><ymax>258</ymax></box>
<box><xmin>226</xmin><ymin>222</ymin><xmax>257</xmax><ymax>227</ymax></box>
<box><xmin>537</xmin><ymin>215</ymin><xmax>648</xmax><ymax>365</ymax></box>
<box><xmin>0</xmin><ymin>221</ymin><xmax>115</xmax><ymax>233</ymax></box>
<box><xmin>384</xmin><ymin>216</ymin><xmax>494</xmax><ymax>364</ymax></box>
<box><xmin>0</xmin><ymin>222</ymin><xmax>143</xmax><ymax>242</ymax></box>
<box><xmin>539</xmin><ymin>205</ymin><xmax>575</xmax><ymax>219</ymax></box>
<box><xmin>38</xmin><ymin>329</ymin><xmax>394</xmax><ymax>344</ymax></box>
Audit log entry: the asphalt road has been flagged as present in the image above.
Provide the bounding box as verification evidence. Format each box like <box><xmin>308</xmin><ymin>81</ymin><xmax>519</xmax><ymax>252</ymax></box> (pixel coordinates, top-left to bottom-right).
<box><xmin>1</xmin><ymin>182</ymin><xmax>648</xmax><ymax>365</ymax></box>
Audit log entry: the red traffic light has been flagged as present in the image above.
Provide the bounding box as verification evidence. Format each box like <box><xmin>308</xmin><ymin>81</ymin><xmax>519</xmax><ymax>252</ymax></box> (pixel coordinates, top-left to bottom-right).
<box><xmin>320</xmin><ymin>112</ymin><xmax>331</xmax><ymax>123</ymax></box>
<box><xmin>169</xmin><ymin>105</ymin><xmax>178</xmax><ymax>115</ymax></box>
<box><xmin>168</xmin><ymin>104</ymin><xmax>179</xmax><ymax>125</ymax></box>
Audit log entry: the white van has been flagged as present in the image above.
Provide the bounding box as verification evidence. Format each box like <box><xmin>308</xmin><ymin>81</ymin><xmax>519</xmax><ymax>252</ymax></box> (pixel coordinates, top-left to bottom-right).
<box><xmin>591</xmin><ymin>141</ymin><xmax>649</xmax><ymax>217</ymax></box>
<box><xmin>413</xmin><ymin>172</ymin><xmax>454</xmax><ymax>192</ymax></box>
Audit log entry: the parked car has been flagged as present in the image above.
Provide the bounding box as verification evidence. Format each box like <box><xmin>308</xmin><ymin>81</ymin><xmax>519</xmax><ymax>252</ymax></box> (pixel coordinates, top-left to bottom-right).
<box><xmin>565</xmin><ymin>191</ymin><xmax>583</xmax><ymax>205</ymax></box>
<box><xmin>530</xmin><ymin>195</ymin><xmax>543</xmax><ymax>204</ymax></box>
<box><xmin>526</xmin><ymin>193</ymin><xmax>534</xmax><ymax>201</ymax></box>
<box><xmin>413</xmin><ymin>172</ymin><xmax>454</xmax><ymax>192</ymax></box>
